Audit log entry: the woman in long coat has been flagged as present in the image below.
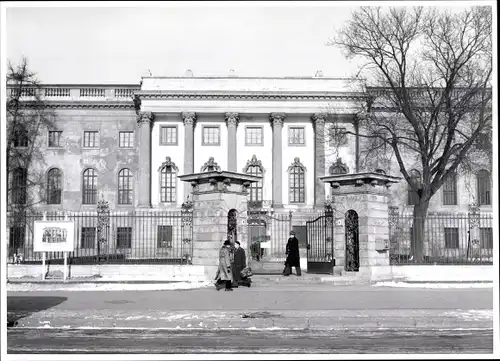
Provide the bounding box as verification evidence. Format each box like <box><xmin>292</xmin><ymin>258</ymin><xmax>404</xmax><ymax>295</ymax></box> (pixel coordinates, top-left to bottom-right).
<box><xmin>215</xmin><ymin>240</ymin><xmax>234</xmax><ymax>291</ymax></box>
<box><xmin>284</xmin><ymin>230</ymin><xmax>302</xmax><ymax>276</ymax></box>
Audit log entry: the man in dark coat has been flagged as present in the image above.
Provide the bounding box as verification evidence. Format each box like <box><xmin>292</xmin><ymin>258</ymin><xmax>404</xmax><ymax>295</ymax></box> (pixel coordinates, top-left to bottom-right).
<box><xmin>284</xmin><ymin>230</ymin><xmax>301</xmax><ymax>276</ymax></box>
<box><xmin>232</xmin><ymin>241</ymin><xmax>247</xmax><ymax>287</ymax></box>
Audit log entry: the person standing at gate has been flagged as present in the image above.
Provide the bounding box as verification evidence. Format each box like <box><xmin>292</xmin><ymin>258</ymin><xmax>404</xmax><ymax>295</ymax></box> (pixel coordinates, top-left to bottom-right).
<box><xmin>215</xmin><ymin>240</ymin><xmax>234</xmax><ymax>291</ymax></box>
<box><xmin>232</xmin><ymin>241</ymin><xmax>249</xmax><ymax>287</ymax></box>
<box><xmin>283</xmin><ymin>230</ymin><xmax>301</xmax><ymax>276</ymax></box>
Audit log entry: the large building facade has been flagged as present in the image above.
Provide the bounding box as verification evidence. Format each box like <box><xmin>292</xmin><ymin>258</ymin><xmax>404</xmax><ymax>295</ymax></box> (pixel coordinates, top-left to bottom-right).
<box><xmin>7</xmin><ymin>76</ymin><xmax>493</xmax><ymax>263</ymax></box>
<box><xmin>9</xmin><ymin>76</ymin><xmax>492</xmax><ymax>214</ymax></box>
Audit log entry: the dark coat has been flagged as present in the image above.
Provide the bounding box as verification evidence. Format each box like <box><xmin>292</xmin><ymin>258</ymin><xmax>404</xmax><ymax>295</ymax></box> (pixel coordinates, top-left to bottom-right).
<box><xmin>285</xmin><ymin>236</ymin><xmax>300</xmax><ymax>267</ymax></box>
<box><xmin>232</xmin><ymin>247</ymin><xmax>247</xmax><ymax>282</ymax></box>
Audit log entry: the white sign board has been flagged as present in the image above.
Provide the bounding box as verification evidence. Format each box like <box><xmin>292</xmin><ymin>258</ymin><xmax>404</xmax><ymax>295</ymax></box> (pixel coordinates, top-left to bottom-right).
<box><xmin>260</xmin><ymin>241</ymin><xmax>271</xmax><ymax>249</ymax></box>
<box><xmin>34</xmin><ymin>220</ymin><xmax>75</xmax><ymax>252</ymax></box>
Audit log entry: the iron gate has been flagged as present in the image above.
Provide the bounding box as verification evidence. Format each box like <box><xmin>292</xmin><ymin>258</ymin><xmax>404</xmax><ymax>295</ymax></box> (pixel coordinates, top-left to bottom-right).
<box><xmin>345</xmin><ymin>210</ymin><xmax>359</xmax><ymax>271</ymax></box>
<box><xmin>306</xmin><ymin>204</ymin><xmax>335</xmax><ymax>274</ymax></box>
<box><xmin>247</xmin><ymin>209</ymin><xmax>292</xmax><ymax>263</ymax></box>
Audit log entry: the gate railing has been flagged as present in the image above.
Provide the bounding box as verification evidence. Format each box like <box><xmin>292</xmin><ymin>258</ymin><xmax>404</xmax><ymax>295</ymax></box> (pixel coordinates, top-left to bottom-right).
<box><xmin>248</xmin><ymin>210</ymin><xmax>292</xmax><ymax>262</ymax></box>
<box><xmin>7</xmin><ymin>206</ymin><xmax>193</xmax><ymax>265</ymax></box>
<box><xmin>389</xmin><ymin>206</ymin><xmax>493</xmax><ymax>265</ymax></box>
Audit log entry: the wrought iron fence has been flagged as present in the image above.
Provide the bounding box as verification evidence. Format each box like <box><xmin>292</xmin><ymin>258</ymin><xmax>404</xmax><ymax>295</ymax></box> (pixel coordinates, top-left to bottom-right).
<box><xmin>7</xmin><ymin>208</ymin><xmax>193</xmax><ymax>265</ymax></box>
<box><xmin>389</xmin><ymin>209</ymin><xmax>493</xmax><ymax>265</ymax></box>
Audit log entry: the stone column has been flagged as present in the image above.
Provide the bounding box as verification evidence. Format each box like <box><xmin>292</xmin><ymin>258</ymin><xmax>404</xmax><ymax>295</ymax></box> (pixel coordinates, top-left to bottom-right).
<box><xmin>270</xmin><ymin>113</ymin><xmax>285</xmax><ymax>208</ymax></box>
<box><xmin>225</xmin><ymin>112</ymin><xmax>239</xmax><ymax>172</ymax></box>
<box><xmin>312</xmin><ymin>113</ymin><xmax>327</xmax><ymax>208</ymax></box>
<box><xmin>182</xmin><ymin>112</ymin><xmax>197</xmax><ymax>200</ymax></box>
<box><xmin>137</xmin><ymin>111</ymin><xmax>154</xmax><ymax>208</ymax></box>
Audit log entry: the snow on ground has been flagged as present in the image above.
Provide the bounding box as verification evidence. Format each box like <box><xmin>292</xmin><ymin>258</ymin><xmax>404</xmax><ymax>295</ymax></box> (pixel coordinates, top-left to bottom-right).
<box><xmin>374</xmin><ymin>281</ymin><xmax>493</xmax><ymax>289</ymax></box>
<box><xmin>7</xmin><ymin>281</ymin><xmax>214</xmax><ymax>292</ymax></box>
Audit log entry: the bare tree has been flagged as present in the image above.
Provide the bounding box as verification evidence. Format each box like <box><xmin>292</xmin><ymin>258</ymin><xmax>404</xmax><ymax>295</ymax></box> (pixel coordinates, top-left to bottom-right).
<box><xmin>6</xmin><ymin>57</ymin><xmax>55</xmax><ymax>258</ymax></box>
<box><xmin>328</xmin><ymin>6</ymin><xmax>492</xmax><ymax>261</ymax></box>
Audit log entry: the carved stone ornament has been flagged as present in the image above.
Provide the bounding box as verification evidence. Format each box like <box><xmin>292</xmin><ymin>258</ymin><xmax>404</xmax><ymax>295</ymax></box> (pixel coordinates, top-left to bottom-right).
<box><xmin>190</xmin><ymin>181</ymin><xmax>199</xmax><ymax>192</ymax></box>
<box><xmin>137</xmin><ymin>111</ymin><xmax>154</xmax><ymax>125</ymax></box>
<box><xmin>311</xmin><ymin>113</ymin><xmax>327</xmax><ymax>125</ymax></box>
<box><xmin>225</xmin><ymin>112</ymin><xmax>239</xmax><ymax>127</ymax></box>
<box><xmin>158</xmin><ymin>156</ymin><xmax>179</xmax><ymax>172</ymax></box>
<box><xmin>182</xmin><ymin>112</ymin><xmax>197</xmax><ymax>127</ymax></box>
<box><xmin>329</xmin><ymin>158</ymin><xmax>349</xmax><ymax>175</ymax></box>
<box><xmin>355</xmin><ymin>179</ymin><xmax>364</xmax><ymax>187</ymax></box>
<box><xmin>242</xmin><ymin>154</ymin><xmax>265</xmax><ymax>173</ymax></box>
<box><xmin>370</xmin><ymin>179</ymin><xmax>379</xmax><ymax>187</ymax></box>
<box><xmin>270</xmin><ymin>113</ymin><xmax>286</xmax><ymax>128</ymax></box>
<box><xmin>287</xmin><ymin>157</ymin><xmax>306</xmax><ymax>172</ymax></box>
<box><xmin>242</xmin><ymin>181</ymin><xmax>251</xmax><ymax>194</ymax></box>
<box><xmin>201</xmin><ymin>157</ymin><xmax>222</xmax><ymax>172</ymax></box>
<box><xmin>331</xmin><ymin>182</ymin><xmax>340</xmax><ymax>189</ymax></box>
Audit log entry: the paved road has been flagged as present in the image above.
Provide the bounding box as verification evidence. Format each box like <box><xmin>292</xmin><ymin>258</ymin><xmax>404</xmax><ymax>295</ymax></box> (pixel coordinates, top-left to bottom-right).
<box><xmin>7</xmin><ymin>284</ymin><xmax>493</xmax><ymax>354</ymax></box>
<box><xmin>7</xmin><ymin>328</ymin><xmax>493</xmax><ymax>354</ymax></box>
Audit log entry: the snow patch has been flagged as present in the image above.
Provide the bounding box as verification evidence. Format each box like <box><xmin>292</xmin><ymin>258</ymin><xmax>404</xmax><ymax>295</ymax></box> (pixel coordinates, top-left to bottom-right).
<box><xmin>7</xmin><ymin>281</ymin><xmax>213</xmax><ymax>292</ymax></box>
<box><xmin>374</xmin><ymin>281</ymin><xmax>492</xmax><ymax>289</ymax></box>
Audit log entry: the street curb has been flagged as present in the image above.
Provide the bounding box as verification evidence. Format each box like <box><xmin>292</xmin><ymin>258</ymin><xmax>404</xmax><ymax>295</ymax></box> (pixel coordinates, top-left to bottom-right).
<box><xmin>403</xmin><ymin>280</ymin><xmax>493</xmax><ymax>284</ymax></box>
<box><xmin>7</xmin><ymin>279</ymin><xmax>188</xmax><ymax>284</ymax></box>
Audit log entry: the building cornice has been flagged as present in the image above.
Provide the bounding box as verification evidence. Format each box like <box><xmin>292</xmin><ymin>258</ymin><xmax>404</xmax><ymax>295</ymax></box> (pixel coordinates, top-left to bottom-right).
<box><xmin>135</xmin><ymin>91</ymin><xmax>368</xmax><ymax>101</ymax></box>
<box><xmin>16</xmin><ymin>101</ymin><xmax>135</xmax><ymax>109</ymax></box>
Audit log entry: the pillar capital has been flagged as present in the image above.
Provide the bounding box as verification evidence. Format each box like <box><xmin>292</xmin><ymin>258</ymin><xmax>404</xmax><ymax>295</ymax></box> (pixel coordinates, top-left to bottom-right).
<box><xmin>182</xmin><ymin>112</ymin><xmax>197</xmax><ymax>127</ymax></box>
<box><xmin>312</xmin><ymin>112</ymin><xmax>327</xmax><ymax>125</ymax></box>
<box><xmin>270</xmin><ymin>113</ymin><xmax>286</xmax><ymax>128</ymax></box>
<box><xmin>225</xmin><ymin>112</ymin><xmax>239</xmax><ymax>127</ymax></box>
<box><xmin>137</xmin><ymin>111</ymin><xmax>154</xmax><ymax>126</ymax></box>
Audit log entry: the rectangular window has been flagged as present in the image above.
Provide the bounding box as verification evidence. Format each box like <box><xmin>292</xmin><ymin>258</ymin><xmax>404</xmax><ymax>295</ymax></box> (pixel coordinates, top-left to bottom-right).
<box><xmin>245</xmin><ymin>126</ymin><xmax>263</xmax><ymax>145</ymax></box>
<box><xmin>83</xmin><ymin>131</ymin><xmax>98</xmax><ymax>148</ymax></box>
<box><xmin>480</xmin><ymin>228</ymin><xmax>493</xmax><ymax>249</ymax></box>
<box><xmin>444</xmin><ymin>228</ymin><xmax>459</xmax><ymax>249</ymax></box>
<box><xmin>288</xmin><ymin>127</ymin><xmax>305</xmax><ymax>145</ymax></box>
<box><xmin>48</xmin><ymin>131</ymin><xmax>62</xmax><ymax>148</ymax></box>
<box><xmin>329</xmin><ymin>127</ymin><xmax>347</xmax><ymax>147</ymax></box>
<box><xmin>81</xmin><ymin>227</ymin><xmax>96</xmax><ymax>249</ymax></box>
<box><xmin>202</xmin><ymin>126</ymin><xmax>220</xmax><ymax>146</ymax></box>
<box><xmin>13</xmin><ymin>129</ymin><xmax>29</xmax><ymax>147</ymax></box>
<box><xmin>119</xmin><ymin>131</ymin><xmax>134</xmax><ymax>148</ymax></box>
<box><xmin>442</xmin><ymin>174</ymin><xmax>457</xmax><ymax>205</ymax></box>
<box><xmin>9</xmin><ymin>226</ymin><xmax>25</xmax><ymax>250</ymax></box>
<box><xmin>117</xmin><ymin>227</ymin><xmax>132</xmax><ymax>248</ymax></box>
<box><xmin>160</xmin><ymin>126</ymin><xmax>178</xmax><ymax>145</ymax></box>
<box><xmin>157</xmin><ymin>225</ymin><xmax>173</xmax><ymax>248</ymax></box>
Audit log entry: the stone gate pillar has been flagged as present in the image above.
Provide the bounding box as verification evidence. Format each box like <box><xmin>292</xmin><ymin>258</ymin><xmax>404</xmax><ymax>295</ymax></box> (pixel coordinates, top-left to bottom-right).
<box><xmin>178</xmin><ymin>171</ymin><xmax>261</xmax><ymax>280</ymax></box>
<box><xmin>321</xmin><ymin>172</ymin><xmax>400</xmax><ymax>281</ymax></box>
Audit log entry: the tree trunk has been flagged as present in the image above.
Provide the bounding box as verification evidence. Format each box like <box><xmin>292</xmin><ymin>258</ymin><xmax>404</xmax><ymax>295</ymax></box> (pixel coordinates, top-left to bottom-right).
<box><xmin>411</xmin><ymin>200</ymin><xmax>430</xmax><ymax>262</ymax></box>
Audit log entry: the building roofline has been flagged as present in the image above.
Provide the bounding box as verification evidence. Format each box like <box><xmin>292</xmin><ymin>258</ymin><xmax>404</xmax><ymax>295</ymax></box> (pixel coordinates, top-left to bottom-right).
<box><xmin>140</xmin><ymin>76</ymin><xmax>361</xmax><ymax>81</ymax></box>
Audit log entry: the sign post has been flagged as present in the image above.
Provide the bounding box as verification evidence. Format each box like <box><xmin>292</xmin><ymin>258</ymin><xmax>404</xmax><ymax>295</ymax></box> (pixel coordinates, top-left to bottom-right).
<box><xmin>34</xmin><ymin>214</ymin><xmax>75</xmax><ymax>281</ymax></box>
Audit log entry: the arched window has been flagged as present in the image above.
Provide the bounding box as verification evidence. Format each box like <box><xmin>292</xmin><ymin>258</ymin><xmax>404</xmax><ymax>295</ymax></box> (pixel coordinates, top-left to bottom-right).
<box><xmin>12</xmin><ymin>167</ymin><xmax>27</xmax><ymax>204</ymax></box>
<box><xmin>47</xmin><ymin>168</ymin><xmax>62</xmax><ymax>204</ymax></box>
<box><xmin>407</xmin><ymin>169</ymin><xmax>421</xmax><ymax>206</ymax></box>
<box><xmin>243</xmin><ymin>155</ymin><xmax>264</xmax><ymax>203</ymax></box>
<box><xmin>159</xmin><ymin>157</ymin><xmax>178</xmax><ymax>203</ymax></box>
<box><xmin>118</xmin><ymin>168</ymin><xmax>133</xmax><ymax>205</ymax></box>
<box><xmin>477</xmin><ymin>170</ymin><xmax>491</xmax><ymax>206</ymax></box>
<box><xmin>288</xmin><ymin>157</ymin><xmax>306</xmax><ymax>204</ymax></box>
<box><xmin>82</xmin><ymin>168</ymin><xmax>97</xmax><ymax>204</ymax></box>
<box><xmin>442</xmin><ymin>172</ymin><xmax>457</xmax><ymax>205</ymax></box>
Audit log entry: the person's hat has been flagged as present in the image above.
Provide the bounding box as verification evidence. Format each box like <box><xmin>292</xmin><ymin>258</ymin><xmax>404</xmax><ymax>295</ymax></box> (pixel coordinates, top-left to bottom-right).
<box><xmin>289</xmin><ymin>230</ymin><xmax>295</xmax><ymax>235</ymax></box>
<box><xmin>223</xmin><ymin>240</ymin><xmax>231</xmax><ymax>246</ymax></box>
<box><xmin>234</xmin><ymin>240</ymin><xmax>240</xmax><ymax>245</ymax></box>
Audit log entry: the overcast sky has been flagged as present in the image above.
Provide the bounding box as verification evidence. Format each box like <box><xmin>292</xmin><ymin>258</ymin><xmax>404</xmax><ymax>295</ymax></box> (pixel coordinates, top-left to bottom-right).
<box><xmin>4</xmin><ymin>2</ymin><xmax>488</xmax><ymax>84</ymax></box>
